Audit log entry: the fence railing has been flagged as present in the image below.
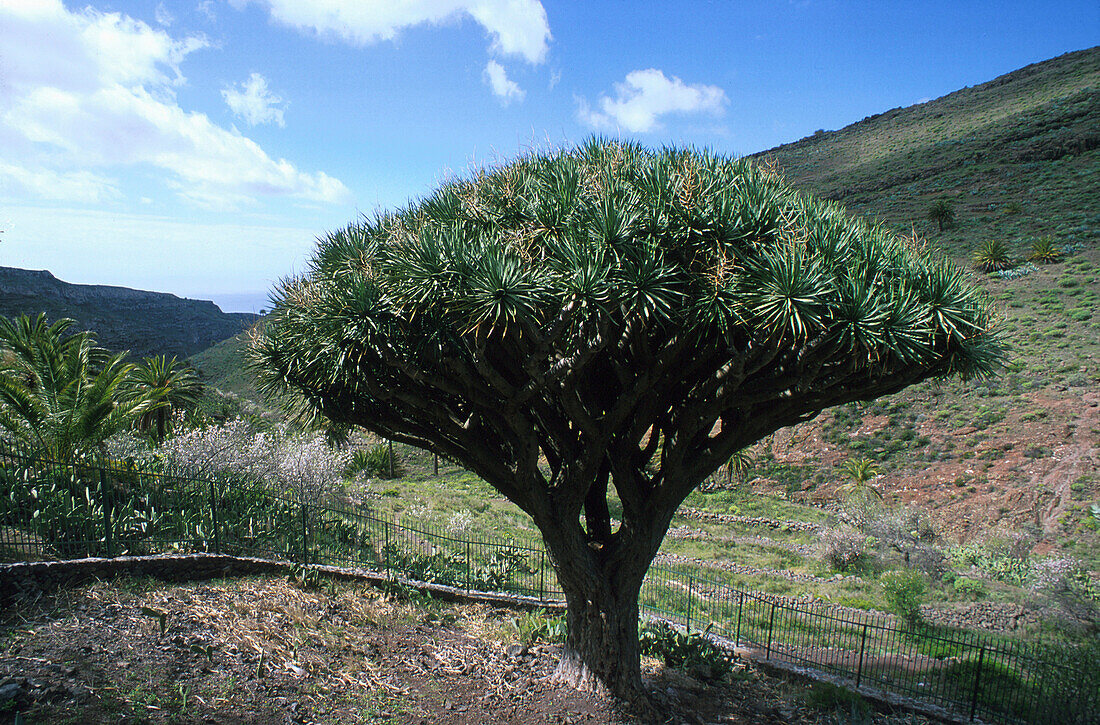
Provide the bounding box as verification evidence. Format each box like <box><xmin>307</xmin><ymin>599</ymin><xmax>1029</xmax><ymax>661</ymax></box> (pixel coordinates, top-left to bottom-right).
<box><xmin>0</xmin><ymin>443</ymin><xmax>1095</xmax><ymax>725</ymax></box>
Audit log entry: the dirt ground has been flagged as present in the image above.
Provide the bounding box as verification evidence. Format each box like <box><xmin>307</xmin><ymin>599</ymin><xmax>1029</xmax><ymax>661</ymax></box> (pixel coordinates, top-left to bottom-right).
<box><xmin>0</xmin><ymin>575</ymin><xmax>938</xmax><ymax>725</ymax></box>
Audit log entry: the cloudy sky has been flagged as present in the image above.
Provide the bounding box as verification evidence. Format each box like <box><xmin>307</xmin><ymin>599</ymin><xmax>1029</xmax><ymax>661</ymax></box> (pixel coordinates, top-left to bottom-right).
<box><xmin>1</xmin><ymin>1</ymin><xmax>1095</xmax><ymax>311</ymax></box>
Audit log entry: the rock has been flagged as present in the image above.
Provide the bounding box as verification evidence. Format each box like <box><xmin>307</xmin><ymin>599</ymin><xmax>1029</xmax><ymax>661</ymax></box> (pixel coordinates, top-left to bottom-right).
<box><xmin>0</xmin><ymin>681</ymin><xmax>22</xmax><ymax>701</ymax></box>
<box><xmin>505</xmin><ymin>643</ymin><xmax>527</xmax><ymax>658</ymax></box>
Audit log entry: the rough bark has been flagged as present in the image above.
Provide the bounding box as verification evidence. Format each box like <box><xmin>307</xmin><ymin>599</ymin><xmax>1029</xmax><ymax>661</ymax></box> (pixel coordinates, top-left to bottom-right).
<box><xmin>554</xmin><ymin>580</ymin><xmax>644</xmax><ymax>698</ymax></box>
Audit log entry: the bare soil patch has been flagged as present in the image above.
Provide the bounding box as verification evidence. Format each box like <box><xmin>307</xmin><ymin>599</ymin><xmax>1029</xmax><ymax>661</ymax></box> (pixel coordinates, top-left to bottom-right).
<box><xmin>0</xmin><ymin>576</ymin><xmax>936</xmax><ymax>724</ymax></box>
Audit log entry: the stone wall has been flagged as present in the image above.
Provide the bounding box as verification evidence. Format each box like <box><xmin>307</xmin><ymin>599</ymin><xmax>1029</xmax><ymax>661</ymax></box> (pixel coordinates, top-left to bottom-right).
<box><xmin>677</xmin><ymin>508</ymin><xmax>824</xmax><ymax>533</ymax></box>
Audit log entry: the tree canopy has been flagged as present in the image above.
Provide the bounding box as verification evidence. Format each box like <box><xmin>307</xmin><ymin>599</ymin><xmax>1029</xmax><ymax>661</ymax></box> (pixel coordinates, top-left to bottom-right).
<box><xmin>252</xmin><ymin>139</ymin><xmax>1002</xmax><ymax>700</ymax></box>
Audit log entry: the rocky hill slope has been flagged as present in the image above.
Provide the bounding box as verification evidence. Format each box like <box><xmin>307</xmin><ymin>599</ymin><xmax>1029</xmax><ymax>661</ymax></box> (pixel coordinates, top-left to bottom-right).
<box><xmin>0</xmin><ymin>267</ymin><xmax>258</xmax><ymax>359</ymax></box>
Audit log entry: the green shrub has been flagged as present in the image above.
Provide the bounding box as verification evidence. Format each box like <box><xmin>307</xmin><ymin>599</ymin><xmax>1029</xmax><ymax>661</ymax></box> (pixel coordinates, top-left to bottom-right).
<box><xmin>972</xmin><ymin>239</ymin><xmax>1015</xmax><ymax>273</ymax></box>
<box><xmin>948</xmin><ymin>541</ymin><xmax>1032</xmax><ymax>586</ymax></box>
<box><xmin>380</xmin><ymin>543</ymin><xmax>533</xmax><ymax>592</ymax></box>
<box><xmin>880</xmin><ymin>569</ymin><xmax>926</xmax><ymax>624</ymax></box>
<box><xmin>805</xmin><ymin>682</ymin><xmax>871</xmax><ymax>719</ymax></box>
<box><xmin>346</xmin><ymin>444</ymin><xmax>395</xmax><ymax>479</ymax></box>
<box><xmin>514</xmin><ymin>609</ymin><xmax>566</xmax><ymax>645</ymax></box>
<box><xmin>941</xmin><ymin>658</ymin><xmax>1033</xmax><ymax>721</ymax></box>
<box><xmin>638</xmin><ymin>620</ymin><xmax>731</xmax><ymax>681</ymax></box>
<box><xmin>953</xmin><ymin>577</ymin><xmax>987</xmax><ymax>600</ymax></box>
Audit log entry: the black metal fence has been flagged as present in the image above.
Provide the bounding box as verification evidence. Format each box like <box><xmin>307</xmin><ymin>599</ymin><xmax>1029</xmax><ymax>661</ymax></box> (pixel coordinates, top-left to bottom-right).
<box><xmin>1</xmin><ymin>443</ymin><xmax>1095</xmax><ymax>725</ymax></box>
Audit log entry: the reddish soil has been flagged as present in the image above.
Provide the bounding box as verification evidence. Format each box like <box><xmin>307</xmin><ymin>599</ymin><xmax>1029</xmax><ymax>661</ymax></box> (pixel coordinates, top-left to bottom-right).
<box><xmin>758</xmin><ymin>388</ymin><xmax>1100</xmax><ymax>547</ymax></box>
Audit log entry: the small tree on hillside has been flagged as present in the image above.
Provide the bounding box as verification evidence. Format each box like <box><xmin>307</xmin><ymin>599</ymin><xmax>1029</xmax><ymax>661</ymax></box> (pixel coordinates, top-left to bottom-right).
<box><xmin>839</xmin><ymin>456</ymin><xmax>883</xmax><ymax>500</ymax></box>
<box><xmin>251</xmin><ymin>139</ymin><xmax>1002</xmax><ymax>702</ymax></box>
<box><xmin>927</xmin><ymin>197</ymin><xmax>956</xmax><ymax>232</ymax></box>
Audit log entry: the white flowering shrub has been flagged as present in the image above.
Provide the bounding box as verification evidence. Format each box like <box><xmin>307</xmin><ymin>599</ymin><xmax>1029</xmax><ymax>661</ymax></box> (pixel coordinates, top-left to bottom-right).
<box><xmin>1031</xmin><ymin>555</ymin><xmax>1100</xmax><ymax>623</ymax></box>
<box><xmin>1032</xmin><ymin>556</ymin><xmax>1091</xmax><ymax>596</ymax></box>
<box><xmin>154</xmin><ymin>419</ymin><xmax>349</xmax><ymax>503</ymax></box>
<box><xmin>819</xmin><ymin>527</ymin><xmax>871</xmax><ymax>572</ymax></box>
<box><xmin>447</xmin><ymin>511</ymin><xmax>474</xmax><ymax>535</ymax></box>
<box><xmin>158</xmin><ymin>419</ymin><xmax>277</xmax><ymax>479</ymax></box>
<box><xmin>105</xmin><ymin>431</ymin><xmax>157</xmax><ymax>464</ymax></box>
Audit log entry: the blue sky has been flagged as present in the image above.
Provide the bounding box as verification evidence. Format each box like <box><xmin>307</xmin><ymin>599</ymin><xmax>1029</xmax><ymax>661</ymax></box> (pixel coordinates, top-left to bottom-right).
<box><xmin>1</xmin><ymin>1</ymin><xmax>1096</xmax><ymax>312</ymax></box>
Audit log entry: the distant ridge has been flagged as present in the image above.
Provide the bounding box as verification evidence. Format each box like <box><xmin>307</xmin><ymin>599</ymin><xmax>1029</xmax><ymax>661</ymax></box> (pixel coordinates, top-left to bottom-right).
<box><xmin>0</xmin><ymin>266</ymin><xmax>259</xmax><ymax>359</ymax></box>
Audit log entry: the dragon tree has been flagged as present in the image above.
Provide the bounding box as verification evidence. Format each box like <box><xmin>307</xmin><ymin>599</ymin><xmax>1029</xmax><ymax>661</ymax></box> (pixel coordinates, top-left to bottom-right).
<box><xmin>251</xmin><ymin>139</ymin><xmax>1002</xmax><ymax>702</ymax></box>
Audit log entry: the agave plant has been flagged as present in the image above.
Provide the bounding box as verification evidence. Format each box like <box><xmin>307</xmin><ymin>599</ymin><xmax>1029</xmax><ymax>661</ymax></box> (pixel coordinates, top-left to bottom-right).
<box><xmin>1026</xmin><ymin>236</ymin><xmax>1063</xmax><ymax>264</ymax></box>
<box><xmin>972</xmin><ymin>239</ymin><xmax>1015</xmax><ymax>273</ymax></box>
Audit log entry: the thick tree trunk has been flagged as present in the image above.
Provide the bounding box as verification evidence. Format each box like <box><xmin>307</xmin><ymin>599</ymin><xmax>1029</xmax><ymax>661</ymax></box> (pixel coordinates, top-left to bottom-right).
<box><xmin>554</xmin><ymin>578</ymin><xmax>645</xmax><ymax>700</ymax></box>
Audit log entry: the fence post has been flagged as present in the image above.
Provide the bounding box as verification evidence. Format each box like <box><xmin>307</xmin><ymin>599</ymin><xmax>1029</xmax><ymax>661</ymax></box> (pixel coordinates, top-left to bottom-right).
<box><xmin>433</xmin><ymin>453</ymin><xmax>439</xmax><ymax>477</ymax></box>
<box><xmin>209</xmin><ymin>481</ymin><xmax>220</xmax><ymax>555</ymax></box>
<box><xmin>100</xmin><ymin>469</ymin><xmax>112</xmax><ymax>558</ymax></box>
<box><xmin>856</xmin><ymin>623</ymin><xmax>869</xmax><ymax>688</ymax></box>
<box><xmin>383</xmin><ymin>518</ymin><xmax>390</xmax><ymax>570</ymax></box>
<box><xmin>387</xmin><ymin>441</ymin><xmax>395</xmax><ymax>479</ymax></box>
<box><xmin>301</xmin><ymin>503</ymin><xmax>309</xmax><ymax>564</ymax></box>
<box><xmin>538</xmin><ymin>551</ymin><xmax>546</xmax><ymax>603</ymax></box>
<box><xmin>765</xmin><ymin>601</ymin><xmax>776</xmax><ymax>660</ymax></box>
<box><xmin>465</xmin><ymin>540</ymin><xmax>472</xmax><ymax>590</ymax></box>
<box><xmin>685</xmin><ymin>576</ymin><xmax>695</xmax><ymax>632</ymax></box>
<box><xmin>735</xmin><ymin>591</ymin><xmax>744</xmax><ymax>644</ymax></box>
<box><xmin>969</xmin><ymin>646</ymin><xmax>986</xmax><ymax>722</ymax></box>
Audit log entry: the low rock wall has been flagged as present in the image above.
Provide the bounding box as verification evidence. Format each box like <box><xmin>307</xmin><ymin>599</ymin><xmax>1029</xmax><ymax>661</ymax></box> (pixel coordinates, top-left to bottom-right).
<box><xmin>919</xmin><ymin>601</ymin><xmax>1043</xmax><ymax>633</ymax></box>
<box><xmin>0</xmin><ymin>554</ymin><xmax>560</xmax><ymax>613</ymax></box>
<box><xmin>678</xmin><ymin>508</ymin><xmax>824</xmax><ymax>533</ymax></box>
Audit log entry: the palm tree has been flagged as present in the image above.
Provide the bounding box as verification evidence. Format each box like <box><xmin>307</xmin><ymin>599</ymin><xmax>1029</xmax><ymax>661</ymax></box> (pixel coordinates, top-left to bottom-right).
<box><xmin>839</xmin><ymin>456</ymin><xmax>883</xmax><ymax>500</ymax></box>
<box><xmin>0</xmin><ymin>314</ymin><xmax>147</xmax><ymax>461</ymax></box>
<box><xmin>927</xmin><ymin>198</ymin><xmax>956</xmax><ymax>232</ymax></box>
<box><xmin>127</xmin><ymin>355</ymin><xmax>204</xmax><ymax>443</ymax></box>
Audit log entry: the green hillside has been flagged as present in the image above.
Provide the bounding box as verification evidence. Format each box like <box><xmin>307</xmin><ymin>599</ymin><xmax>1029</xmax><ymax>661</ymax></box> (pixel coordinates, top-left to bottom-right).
<box><xmin>188</xmin><ymin>323</ymin><xmax>264</xmax><ymax>405</ymax></box>
<box><xmin>753</xmin><ymin>46</ymin><xmax>1099</xmax><ymax>258</ymax></box>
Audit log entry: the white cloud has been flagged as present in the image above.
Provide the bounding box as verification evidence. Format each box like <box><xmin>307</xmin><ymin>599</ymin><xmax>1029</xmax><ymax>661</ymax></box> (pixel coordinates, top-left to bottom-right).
<box><xmin>242</xmin><ymin>0</ymin><xmax>551</xmax><ymax>64</ymax></box>
<box><xmin>577</xmin><ymin>69</ymin><xmax>728</xmax><ymax>133</ymax></box>
<box><xmin>196</xmin><ymin>1</ymin><xmax>216</xmax><ymax>22</ymax></box>
<box><xmin>155</xmin><ymin>3</ymin><xmax>174</xmax><ymax>26</ymax></box>
<box><xmin>0</xmin><ymin>161</ymin><xmax>120</xmax><ymax>204</ymax></box>
<box><xmin>483</xmin><ymin>60</ymin><xmax>524</xmax><ymax>105</ymax></box>
<box><xmin>0</xmin><ymin>0</ymin><xmax>349</xmax><ymax>207</ymax></box>
<box><xmin>223</xmin><ymin>73</ymin><xmax>287</xmax><ymax>127</ymax></box>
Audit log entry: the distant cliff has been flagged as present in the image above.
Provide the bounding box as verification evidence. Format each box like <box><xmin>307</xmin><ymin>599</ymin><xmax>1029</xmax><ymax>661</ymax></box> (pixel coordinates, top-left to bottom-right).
<box><xmin>0</xmin><ymin>267</ymin><xmax>259</xmax><ymax>359</ymax></box>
